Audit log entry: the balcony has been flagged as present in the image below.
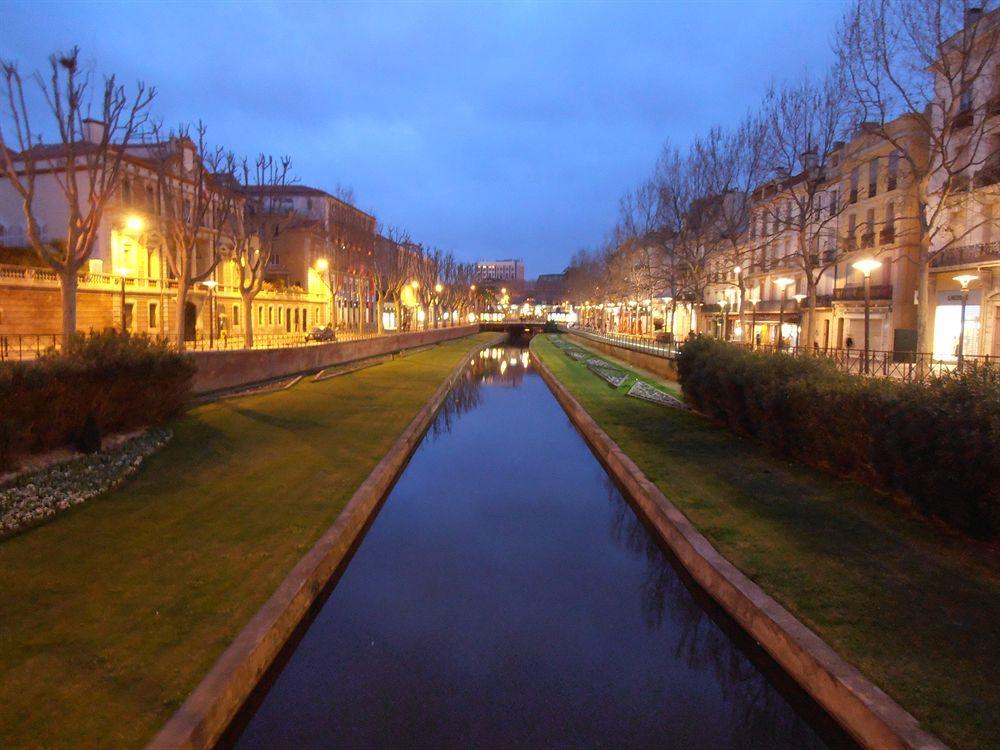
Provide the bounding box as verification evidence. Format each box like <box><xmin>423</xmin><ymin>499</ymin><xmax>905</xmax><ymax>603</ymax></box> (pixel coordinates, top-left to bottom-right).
<box><xmin>930</xmin><ymin>241</ymin><xmax>1000</xmax><ymax>268</ymax></box>
<box><xmin>879</xmin><ymin>227</ymin><xmax>895</xmax><ymax>245</ymax></box>
<box><xmin>833</xmin><ymin>284</ymin><xmax>893</xmax><ymax>301</ymax></box>
<box><xmin>861</xmin><ymin>233</ymin><xmax>875</xmax><ymax>249</ymax></box>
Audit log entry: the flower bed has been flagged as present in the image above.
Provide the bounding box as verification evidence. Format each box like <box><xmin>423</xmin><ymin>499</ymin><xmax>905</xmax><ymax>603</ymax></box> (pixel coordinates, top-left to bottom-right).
<box><xmin>0</xmin><ymin>428</ymin><xmax>172</xmax><ymax>538</ymax></box>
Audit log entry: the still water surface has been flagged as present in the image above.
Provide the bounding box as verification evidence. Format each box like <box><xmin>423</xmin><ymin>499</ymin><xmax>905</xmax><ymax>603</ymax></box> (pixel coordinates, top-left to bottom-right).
<box><xmin>230</xmin><ymin>345</ymin><xmax>852</xmax><ymax>749</ymax></box>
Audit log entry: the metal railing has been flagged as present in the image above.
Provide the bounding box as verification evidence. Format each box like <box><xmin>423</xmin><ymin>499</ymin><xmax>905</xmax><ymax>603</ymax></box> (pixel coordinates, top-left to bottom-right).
<box><xmin>558</xmin><ymin>326</ymin><xmax>995</xmax><ymax>382</ymax></box>
<box><xmin>562</xmin><ymin>325</ymin><xmax>680</xmax><ymax>358</ymax></box>
<box><xmin>0</xmin><ymin>334</ymin><xmax>61</xmax><ymax>361</ymax></box>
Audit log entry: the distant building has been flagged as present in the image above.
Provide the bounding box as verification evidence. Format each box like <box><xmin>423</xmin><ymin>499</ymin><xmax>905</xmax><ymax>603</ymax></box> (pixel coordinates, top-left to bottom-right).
<box><xmin>474</xmin><ymin>258</ymin><xmax>525</xmax><ymax>286</ymax></box>
<box><xmin>532</xmin><ymin>272</ymin><xmax>567</xmax><ymax>305</ymax></box>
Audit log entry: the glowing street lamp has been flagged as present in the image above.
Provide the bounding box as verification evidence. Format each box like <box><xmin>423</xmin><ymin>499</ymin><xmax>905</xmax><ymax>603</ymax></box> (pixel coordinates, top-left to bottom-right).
<box><xmin>124</xmin><ymin>215</ymin><xmax>143</xmax><ymax>232</ymax></box>
<box><xmin>852</xmin><ymin>258</ymin><xmax>882</xmax><ymax>373</ymax></box>
<box><xmin>774</xmin><ymin>277</ymin><xmax>794</xmax><ymax>351</ymax></box>
<box><xmin>953</xmin><ymin>274</ymin><xmax>978</xmax><ymax>370</ymax></box>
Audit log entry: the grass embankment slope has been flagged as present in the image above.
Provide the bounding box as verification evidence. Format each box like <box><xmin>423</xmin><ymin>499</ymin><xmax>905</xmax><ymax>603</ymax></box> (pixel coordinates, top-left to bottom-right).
<box><xmin>533</xmin><ymin>334</ymin><xmax>999</xmax><ymax>750</ymax></box>
<box><xmin>0</xmin><ymin>333</ymin><xmax>496</xmax><ymax>749</ymax></box>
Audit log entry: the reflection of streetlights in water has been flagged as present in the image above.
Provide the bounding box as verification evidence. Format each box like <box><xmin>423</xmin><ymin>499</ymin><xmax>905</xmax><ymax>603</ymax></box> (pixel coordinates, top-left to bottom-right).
<box><xmin>953</xmin><ymin>274</ymin><xmax>978</xmax><ymax>371</ymax></box>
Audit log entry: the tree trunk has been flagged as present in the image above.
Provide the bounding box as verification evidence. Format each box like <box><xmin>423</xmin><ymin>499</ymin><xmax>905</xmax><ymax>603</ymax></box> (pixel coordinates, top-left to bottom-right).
<box><xmin>805</xmin><ymin>279</ymin><xmax>818</xmax><ymax>353</ymax></box>
<box><xmin>175</xmin><ymin>276</ymin><xmax>189</xmax><ymax>352</ymax></box>
<box><xmin>242</xmin><ymin>291</ymin><xmax>256</xmax><ymax>349</ymax></box>
<box><xmin>59</xmin><ymin>268</ymin><xmax>78</xmax><ymax>343</ymax></box>
<box><xmin>357</xmin><ymin>285</ymin><xmax>364</xmax><ymax>334</ymax></box>
<box><xmin>916</xmin><ymin>254</ymin><xmax>931</xmax><ymax>370</ymax></box>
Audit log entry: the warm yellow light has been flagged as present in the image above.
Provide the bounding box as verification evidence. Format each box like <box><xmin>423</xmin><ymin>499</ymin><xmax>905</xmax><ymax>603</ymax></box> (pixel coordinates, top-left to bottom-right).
<box><xmin>733</xmin><ymin>265</ymin><xmax>741</xmax><ymax>275</ymax></box>
<box><xmin>417</xmin><ymin>309</ymin><xmax>426</xmax><ymax>322</ymax></box>
<box><xmin>435</xmin><ymin>283</ymin><xmax>443</xmax><ymax>293</ymax></box>
<box><xmin>501</xmin><ymin>287</ymin><xmax>507</xmax><ymax>295</ymax></box>
<box><xmin>851</xmin><ymin>258</ymin><xmax>882</xmax><ymax>277</ymax></box>
<box><xmin>774</xmin><ymin>276</ymin><xmax>794</xmax><ymax>290</ymax></box>
<box><xmin>470</xmin><ymin>284</ymin><xmax>476</xmax><ymax>291</ymax></box>
<box><xmin>124</xmin><ymin>215</ymin><xmax>143</xmax><ymax>232</ymax></box>
<box><xmin>468</xmin><ymin>312</ymin><xmax>477</xmax><ymax>322</ymax></box>
<box><xmin>410</xmin><ymin>280</ymin><xmax>419</xmax><ymax>289</ymax></box>
<box><xmin>113</xmin><ymin>267</ymin><xmax>131</xmax><ymax>278</ymax></box>
<box><xmin>953</xmin><ymin>273</ymin><xmax>978</xmax><ymax>289</ymax></box>
<box><xmin>315</xmin><ymin>258</ymin><xmax>329</xmax><ymax>272</ymax></box>
<box><xmin>202</xmin><ymin>279</ymin><xmax>217</xmax><ymax>289</ymax></box>
<box><xmin>793</xmin><ymin>293</ymin><xmax>807</xmax><ymax>303</ymax></box>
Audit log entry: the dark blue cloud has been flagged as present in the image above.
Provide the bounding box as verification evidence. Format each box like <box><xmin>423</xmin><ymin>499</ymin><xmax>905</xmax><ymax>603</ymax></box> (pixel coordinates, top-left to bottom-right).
<box><xmin>0</xmin><ymin>0</ymin><xmax>842</xmax><ymax>275</ymax></box>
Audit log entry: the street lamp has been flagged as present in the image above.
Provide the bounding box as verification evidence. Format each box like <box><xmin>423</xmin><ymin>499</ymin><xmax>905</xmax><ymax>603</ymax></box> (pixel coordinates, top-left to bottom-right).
<box><xmin>852</xmin><ymin>258</ymin><xmax>882</xmax><ymax>373</ymax></box>
<box><xmin>124</xmin><ymin>215</ymin><xmax>144</xmax><ymax>232</ymax></box>
<box><xmin>953</xmin><ymin>274</ymin><xmax>978</xmax><ymax>371</ymax></box>
<box><xmin>202</xmin><ymin>279</ymin><xmax>218</xmax><ymax>349</ymax></box>
<box><xmin>774</xmin><ymin>277</ymin><xmax>794</xmax><ymax>351</ymax></box>
<box><xmin>114</xmin><ymin>267</ymin><xmax>131</xmax><ymax>333</ymax></box>
<box><xmin>719</xmin><ymin>297</ymin><xmax>729</xmax><ymax>340</ymax></box>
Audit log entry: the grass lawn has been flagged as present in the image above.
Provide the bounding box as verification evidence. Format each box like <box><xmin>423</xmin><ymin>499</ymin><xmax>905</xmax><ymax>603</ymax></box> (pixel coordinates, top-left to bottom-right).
<box><xmin>533</xmin><ymin>334</ymin><xmax>999</xmax><ymax>750</ymax></box>
<box><xmin>0</xmin><ymin>333</ymin><xmax>496</xmax><ymax>750</ymax></box>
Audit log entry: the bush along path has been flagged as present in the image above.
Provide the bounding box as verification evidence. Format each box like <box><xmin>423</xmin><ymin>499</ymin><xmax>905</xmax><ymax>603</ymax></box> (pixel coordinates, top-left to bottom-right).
<box><xmin>532</xmin><ymin>334</ymin><xmax>999</xmax><ymax>750</ymax></box>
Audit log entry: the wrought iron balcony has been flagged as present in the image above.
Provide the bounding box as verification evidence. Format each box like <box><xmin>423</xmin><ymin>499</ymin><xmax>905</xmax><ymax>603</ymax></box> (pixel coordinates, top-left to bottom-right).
<box><xmin>832</xmin><ymin>284</ymin><xmax>893</xmax><ymax>301</ymax></box>
<box><xmin>930</xmin><ymin>241</ymin><xmax>1000</xmax><ymax>268</ymax></box>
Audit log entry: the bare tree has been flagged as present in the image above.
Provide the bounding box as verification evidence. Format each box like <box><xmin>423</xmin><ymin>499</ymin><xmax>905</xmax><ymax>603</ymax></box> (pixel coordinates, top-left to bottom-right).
<box><xmin>229</xmin><ymin>154</ymin><xmax>294</xmax><ymax>348</ymax></box>
<box><xmin>759</xmin><ymin>71</ymin><xmax>853</xmax><ymax>350</ymax></box>
<box><xmin>838</xmin><ymin>0</ymin><xmax>1000</xmax><ymax>356</ymax></box>
<box><xmin>693</xmin><ymin>110</ymin><xmax>769</xmax><ymax>340</ymax></box>
<box><xmin>0</xmin><ymin>47</ymin><xmax>155</xmax><ymax>340</ymax></box>
<box><xmin>147</xmin><ymin>122</ymin><xmax>236</xmax><ymax>351</ymax></box>
<box><xmin>371</xmin><ymin>224</ymin><xmax>411</xmax><ymax>333</ymax></box>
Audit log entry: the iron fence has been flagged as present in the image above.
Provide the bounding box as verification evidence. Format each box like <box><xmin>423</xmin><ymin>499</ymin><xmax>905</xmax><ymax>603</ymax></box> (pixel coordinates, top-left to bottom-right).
<box><xmin>559</xmin><ymin>326</ymin><xmax>995</xmax><ymax>381</ymax></box>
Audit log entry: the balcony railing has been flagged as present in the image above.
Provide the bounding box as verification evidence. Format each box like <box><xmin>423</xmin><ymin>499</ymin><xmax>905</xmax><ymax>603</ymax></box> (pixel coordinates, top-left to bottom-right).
<box><xmin>832</xmin><ymin>284</ymin><xmax>893</xmax><ymax>301</ymax></box>
<box><xmin>879</xmin><ymin>227</ymin><xmax>895</xmax><ymax>245</ymax></box>
<box><xmin>930</xmin><ymin>241</ymin><xmax>1000</xmax><ymax>268</ymax></box>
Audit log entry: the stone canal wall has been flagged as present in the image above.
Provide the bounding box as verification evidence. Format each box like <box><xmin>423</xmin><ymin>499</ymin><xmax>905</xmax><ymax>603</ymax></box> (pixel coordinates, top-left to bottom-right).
<box><xmin>530</xmin><ymin>344</ymin><xmax>947</xmax><ymax>750</ymax></box>
<box><xmin>564</xmin><ymin>330</ymin><xmax>679</xmax><ymax>381</ymax></box>
<box><xmin>188</xmin><ymin>324</ymin><xmax>478</xmax><ymax>395</ymax></box>
<box><xmin>146</xmin><ymin>334</ymin><xmax>503</xmax><ymax>750</ymax></box>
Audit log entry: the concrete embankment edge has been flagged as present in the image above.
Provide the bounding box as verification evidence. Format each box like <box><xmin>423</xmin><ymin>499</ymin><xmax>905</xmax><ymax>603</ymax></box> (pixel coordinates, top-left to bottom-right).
<box><xmin>531</xmin><ymin>341</ymin><xmax>948</xmax><ymax>750</ymax></box>
<box><xmin>146</xmin><ymin>333</ymin><xmax>505</xmax><ymax>750</ymax></box>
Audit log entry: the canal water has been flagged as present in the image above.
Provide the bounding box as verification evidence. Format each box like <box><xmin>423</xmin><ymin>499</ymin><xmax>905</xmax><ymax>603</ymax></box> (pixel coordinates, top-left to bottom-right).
<box><xmin>228</xmin><ymin>345</ymin><xmax>853</xmax><ymax>750</ymax></box>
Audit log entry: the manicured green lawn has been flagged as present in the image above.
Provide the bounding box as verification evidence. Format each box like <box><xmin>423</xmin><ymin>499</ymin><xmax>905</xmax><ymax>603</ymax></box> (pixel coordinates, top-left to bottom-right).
<box><xmin>533</xmin><ymin>334</ymin><xmax>999</xmax><ymax>750</ymax></box>
<box><xmin>0</xmin><ymin>334</ymin><xmax>495</xmax><ymax>750</ymax></box>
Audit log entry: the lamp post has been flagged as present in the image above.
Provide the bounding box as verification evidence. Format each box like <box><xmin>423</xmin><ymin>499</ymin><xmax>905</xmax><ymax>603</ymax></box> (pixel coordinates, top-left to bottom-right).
<box><xmin>852</xmin><ymin>259</ymin><xmax>882</xmax><ymax>374</ymax></box>
<box><xmin>774</xmin><ymin>277</ymin><xmax>794</xmax><ymax>351</ymax></box>
<box><xmin>114</xmin><ymin>267</ymin><xmax>131</xmax><ymax>333</ymax></box>
<box><xmin>201</xmin><ymin>279</ymin><xmax>218</xmax><ymax>350</ymax></box>
<box><xmin>719</xmin><ymin>298</ymin><xmax>729</xmax><ymax>340</ymax></box>
<box><xmin>434</xmin><ymin>282</ymin><xmax>443</xmax><ymax>328</ymax></box>
<box><xmin>953</xmin><ymin>274</ymin><xmax>978</xmax><ymax>371</ymax></box>
<box><xmin>748</xmin><ymin>296</ymin><xmax>758</xmax><ymax>348</ymax></box>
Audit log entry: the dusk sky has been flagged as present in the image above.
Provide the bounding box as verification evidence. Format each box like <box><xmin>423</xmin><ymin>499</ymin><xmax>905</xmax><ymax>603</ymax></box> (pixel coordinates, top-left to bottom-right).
<box><xmin>2</xmin><ymin>1</ymin><xmax>842</xmax><ymax>276</ymax></box>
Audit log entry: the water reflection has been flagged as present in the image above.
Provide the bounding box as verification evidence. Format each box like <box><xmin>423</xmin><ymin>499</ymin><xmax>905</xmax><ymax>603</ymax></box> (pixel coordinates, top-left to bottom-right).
<box><xmin>603</xmin><ymin>475</ymin><xmax>848</xmax><ymax>749</ymax></box>
<box><xmin>230</xmin><ymin>343</ymin><xmax>851</xmax><ymax>750</ymax></box>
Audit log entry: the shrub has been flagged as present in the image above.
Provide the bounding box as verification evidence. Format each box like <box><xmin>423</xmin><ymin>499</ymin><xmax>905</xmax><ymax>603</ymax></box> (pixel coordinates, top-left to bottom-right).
<box><xmin>0</xmin><ymin>331</ymin><xmax>195</xmax><ymax>471</ymax></box>
<box><xmin>677</xmin><ymin>338</ymin><xmax>1000</xmax><ymax>539</ymax></box>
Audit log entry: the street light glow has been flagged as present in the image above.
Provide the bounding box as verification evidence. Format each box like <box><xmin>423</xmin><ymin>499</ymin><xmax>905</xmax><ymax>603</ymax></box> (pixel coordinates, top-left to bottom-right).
<box><xmin>435</xmin><ymin>283</ymin><xmax>443</xmax><ymax>293</ymax></box>
<box><xmin>852</xmin><ymin>258</ymin><xmax>882</xmax><ymax>277</ymax></box>
<box><xmin>774</xmin><ymin>277</ymin><xmax>794</xmax><ymax>289</ymax></box>
<box><xmin>124</xmin><ymin>215</ymin><xmax>143</xmax><ymax>232</ymax></box>
<box><xmin>201</xmin><ymin>279</ymin><xmax>217</xmax><ymax>289</ymax></box>
<box><xmin>953</xmin><ymin>274</ymin><xmax>978</xmax><ymax>289</ymax></box>
<box><xmin>315</xmin><ymin>258</ymin><xmax>329</xmax><ymax>272</ymax></box>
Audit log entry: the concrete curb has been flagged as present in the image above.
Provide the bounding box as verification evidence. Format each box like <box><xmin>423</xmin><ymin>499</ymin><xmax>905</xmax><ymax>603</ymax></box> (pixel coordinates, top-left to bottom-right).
<box><xmin>146</xmin><ymin>334</ymin><xmax>504</xmax><ymax>750</ymax></box>
<box><xmin>531</xmin><ymin>341</ymin><xmax>948</xmax><ymax>750</ymax></box>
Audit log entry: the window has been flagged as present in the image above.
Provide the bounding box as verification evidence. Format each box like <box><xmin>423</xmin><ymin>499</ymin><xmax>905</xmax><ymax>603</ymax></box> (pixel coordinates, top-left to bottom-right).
<box><xmin>294</xmin><ymin>308</ymin><xmax>300</xmax><ymax>331</ymax></box>
<box><xmin>278</xmin><ymin>307</ymin><xmax>283</xmax><ymax>325</ymax></box>
<box><xmin>848</xmin><ymin>214</ymin><xmax>857</xmax><ymax>243</ymax></box>
<box><xmin>269</xmin><ymin>306</ymin><xmax>274</xmax><ymax>325</ymax></box>
<box><xmin>864</xmin><ymin>208</ymin><xmax>876</xmax><ymax>246</ymax></box>
<box><xmin>868</xmin><ymin>158</ymin><xmax>878</xmax><ymax>198</ymax></box>
<box><xmin>146</xmin><ymin>185</ymin><xmax>156</xmax><ymax>213</ymax></box>
<box><xmin>148</xmin><ymin>302</ymin><xmax>157</xmax><ymax>329</ymax></box>
<box><xmin>828</xmin><ymin>190</ymin><xmax>838</xmax><ymax>218</ymax></box>
<box><xmin>122</xmin><ymin>179</ymin><xmax>132</xmax><ymax>204</ymax></box>
<box><xmin>258</xmin><ymin>306</ymin><xmax>264</xmax><ymax>325</ymax></box>
<box><xmin>887</xmin><ymin>151</ymin><xmax>900</xmax><ymax>191</ymax></box>
<box><xmin>233</xmin><ymin>304</ymin><xmax>240</xmax><ymax>327</ymax></box>
<box><xmin>849</xmin><ymin>167</ymin><xmax>859</xmax><ymax>203</ymax></box>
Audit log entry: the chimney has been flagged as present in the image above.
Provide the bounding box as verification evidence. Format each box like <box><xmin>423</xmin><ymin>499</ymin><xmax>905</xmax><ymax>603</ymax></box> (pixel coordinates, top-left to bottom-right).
<box><xmin>966</xmin><ymin>7</ymin><xmax>983</xmax><ymax>27</ymax></box>
<box><xmin>800</xmin><ymin>149</ymin><xmax>819</xmax><ymax>171</ymax></box>
<box><xmin>82</xmin><ymin>119</ymin><xmax>106</xmax><ymax>144</ymax></box>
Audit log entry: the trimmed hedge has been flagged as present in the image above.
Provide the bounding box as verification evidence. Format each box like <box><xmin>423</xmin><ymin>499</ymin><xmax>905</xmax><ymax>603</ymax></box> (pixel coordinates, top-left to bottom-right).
<box><xmin>677</xmin><ymin>338</ymin><xmax>1000</xmax><ymax>539</ymax></box>
<box><xmin>0</xmin><ymin>331</ymin><xmax>195</xmax><ymax>471</ymax></box>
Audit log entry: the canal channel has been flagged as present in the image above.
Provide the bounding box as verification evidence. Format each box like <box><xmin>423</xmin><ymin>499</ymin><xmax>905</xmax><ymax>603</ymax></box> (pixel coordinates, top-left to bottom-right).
<box><xmin>226</xmin><ymin>343</ymin><xmax>854</xmax><ymax>749</ymax></box>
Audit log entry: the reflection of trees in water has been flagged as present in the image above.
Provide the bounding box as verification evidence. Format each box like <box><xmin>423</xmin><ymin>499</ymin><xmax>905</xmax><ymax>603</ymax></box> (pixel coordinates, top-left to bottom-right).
<box><xmin>603</xmin><ymin>475</ymin><xmax>841</xmax><ymax>750</ymax></box>
<box><xmin>430</xmin><ymin>369</ymin><xmax>484</xmax><ymax>439</ymax></box>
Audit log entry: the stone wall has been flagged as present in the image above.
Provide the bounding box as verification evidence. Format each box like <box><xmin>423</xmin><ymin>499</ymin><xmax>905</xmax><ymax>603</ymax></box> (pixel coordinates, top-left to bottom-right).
<box><xmin>189</xmin><ymin>325</ymin><xmax>478</xmax><ymax>395</ymax></box>
<box><xmin>566</xmin><ymin>331</ymin><xmax>679</xmax><ymax>381</ymax></box>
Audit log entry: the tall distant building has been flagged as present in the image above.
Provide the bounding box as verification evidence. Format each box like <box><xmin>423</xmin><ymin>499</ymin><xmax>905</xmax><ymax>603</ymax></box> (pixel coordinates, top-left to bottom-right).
<box><xmin>474</xmin><ymin>259</ymin><xmax>525</xmax><ymax>286</ymax></box>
